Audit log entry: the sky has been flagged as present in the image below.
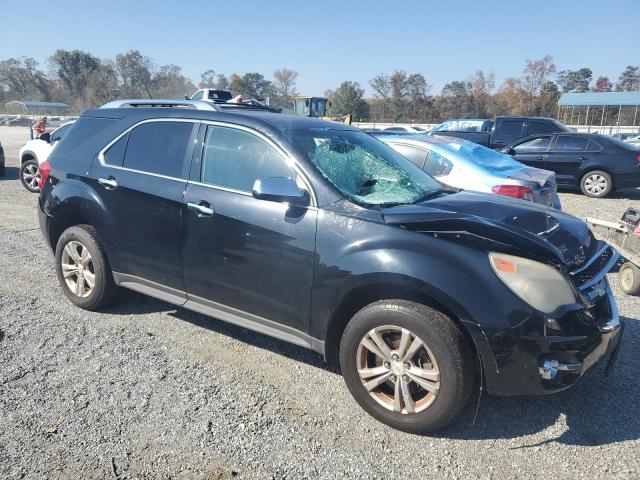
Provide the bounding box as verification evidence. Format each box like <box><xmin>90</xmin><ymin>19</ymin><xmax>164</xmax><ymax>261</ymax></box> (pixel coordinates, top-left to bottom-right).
<box><xmin>0</xmin><ymin>0</ymin><xmax>638</xmax><ymax>96</ymax></box>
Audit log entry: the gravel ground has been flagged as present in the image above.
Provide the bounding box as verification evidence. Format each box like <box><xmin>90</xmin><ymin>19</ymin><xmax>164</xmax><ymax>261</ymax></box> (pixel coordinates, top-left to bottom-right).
<box><xmin>0</xmin><ymin>126</ymin><xmax>639</xmax><ymax>479</ymax></box>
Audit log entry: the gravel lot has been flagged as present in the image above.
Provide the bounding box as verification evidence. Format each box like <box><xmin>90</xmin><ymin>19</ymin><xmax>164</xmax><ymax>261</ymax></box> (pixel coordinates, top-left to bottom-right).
<box><xmin>0</xmin><ymin>125</ymin><xmax>639</xmax><ymax>479</ymax></box>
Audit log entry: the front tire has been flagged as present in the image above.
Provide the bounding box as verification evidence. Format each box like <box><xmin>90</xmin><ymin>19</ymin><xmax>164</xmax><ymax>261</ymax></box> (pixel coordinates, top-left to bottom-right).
<box><xmin>54</xmin><ymin>225</ymin><xmax>117</xmax><ymax>310</ymax></box>
<box><xmin>339</xmin><ymin>300</ymin><xmax>474</xmax><ymax>433</ymax></box>
<box><xmin>580</xmin><ymin>170</ymin><xmax>612</xmax><ymax>198</ymax></box>
<box><xmin>20</xmin><ymin>159</ymin><xmax>41</xmax><ymax>192</ymax></box>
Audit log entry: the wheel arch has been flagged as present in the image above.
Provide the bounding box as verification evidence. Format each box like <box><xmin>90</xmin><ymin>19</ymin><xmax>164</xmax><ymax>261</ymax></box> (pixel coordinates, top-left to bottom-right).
<box><xmin>323</xmin><ymin>281</ymin><xmax>482</xmax><ymax>367</ymax></box>
<box><xmin>20</xmin><ymin>150</ymin><xmax>37</xmax><ymax>164</ymax></box>
<box><xmin>580</xmin><ymin>167</ymin><xmax>615</xmax><ymax>189</ymax></box>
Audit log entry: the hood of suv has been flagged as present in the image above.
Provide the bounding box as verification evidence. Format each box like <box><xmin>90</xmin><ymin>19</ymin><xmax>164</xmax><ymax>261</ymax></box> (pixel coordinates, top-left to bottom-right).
<box><xmin>381</xmin><ymin>191</ymin><xmax>593</xmax><ymax>269</ymax></box>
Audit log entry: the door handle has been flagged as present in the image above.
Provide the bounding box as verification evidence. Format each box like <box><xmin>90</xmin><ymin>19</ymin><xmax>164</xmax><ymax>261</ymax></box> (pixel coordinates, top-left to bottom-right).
<box><xmin>98</xmin><ymin>177</ymin><xmax>118</xmax><ymax>189</ymax></box>
<box><xmin>187</xmin><ymin>202</ymin><xmax>215</xmax><ymax>216</ymax></box>
<box><xmin>537</xmin><ymin>156</ymin><xmax>545</xmax><ymax>160</ymax></box>
<box><xmin>579</xmin><ymin>156</ymin><xmax>586</xmax><ymax>161</ymax></box>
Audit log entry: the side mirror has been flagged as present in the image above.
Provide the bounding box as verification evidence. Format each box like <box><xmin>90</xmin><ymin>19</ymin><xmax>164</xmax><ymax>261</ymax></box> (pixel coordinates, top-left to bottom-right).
<box><xmin>184</xmin><ymin>94</ymin><xmax>190</xmax><ymax>100</ymax></box>
<box><xmin>39</xmin><ymin>132</ymin><xmax>51</xmax><ymax>143</ymax></box>
<box><xmin>501</xmin><ymin>147</ymin><xmax>514</xmax><ymax>155</ymax></box>
<box><xmin>252</xmin><ymin>177</ymin><xmax>309</xmax><ymax>206</ymax></box>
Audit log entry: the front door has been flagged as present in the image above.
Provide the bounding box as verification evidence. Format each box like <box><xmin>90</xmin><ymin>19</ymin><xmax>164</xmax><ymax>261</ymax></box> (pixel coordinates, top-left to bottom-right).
<box><xmin>182</xmin><ymin>123</ymin><xmax>317</xmax><ymax>333</ymax></box>
<box><xmin>89</xmin><ymin>119</ymin><xmax>198</xmax><ymax>293</ymax></box>
<box><xmin>510</xmin><ymin>135</ymin><xmax>553</xmax><ymax>171</ymax></box>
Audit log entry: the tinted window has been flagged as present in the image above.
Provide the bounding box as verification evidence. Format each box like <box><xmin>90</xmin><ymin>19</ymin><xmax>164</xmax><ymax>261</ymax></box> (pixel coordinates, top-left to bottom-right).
<box><xmin>50</xmin><ymin>123</ymin><xmax>73</xmax><ymax>142</ymax></box>
<box><xmin>201</xmin><ymin>126</ymin><xmax>295</xmax><ymax>192</ymax></box>
<box><xmin>513</xmin><ymin>136</ymin><xmax>552</xmax><ymax>152</ymax></box>
<box><xmin>104</xmin><ymin>132</ymin><xmax>129</xmax><ymax>166</ymax></box>
<box><xmin>554</xmin><ymin>136</ymin><xmax>589</xmax><ymax>152</ymax></box>
<box><xmin>55</xmin><ymin>117</ymin><xmax>115</xmax><ymax>153</ymax></box>
<box><xmin>389</xmin><ymin>143</ymin><xmax>427</xmax><ymax>168</ymax></box>
<box><xmin>123</xmin><ymin>121</ymin><xmax>194</xmax><ymax>178</ymax></box>
<box><xmin>497</xmin><ymin>120</ymin><xmax>524</xmax><ymax>137</ymax></box>
<box><xmin>587</xmin><ymin>140</ymin><xmax>603</xmax><ymax>152</ymax></box>
<box><xmin>527</xmin><ymin>121</ymin><xmax>556</xmax><ymax>135</ymax></box>
<box><xmin>384</xmin><ymin>127</ymin><xmax>405</xmax><ymax>132</ymax></box>
<box><xmin>424</xmin><ymin>150</ymin><xmax>453</xmax><ymax>177</ymax></box>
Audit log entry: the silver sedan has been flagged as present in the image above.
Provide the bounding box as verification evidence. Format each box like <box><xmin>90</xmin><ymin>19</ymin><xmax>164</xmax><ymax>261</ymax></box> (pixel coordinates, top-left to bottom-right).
<box><xmin>380</xmin><ymin>134</ymin><xmax>562</xmax><ymax>209</ymax></box>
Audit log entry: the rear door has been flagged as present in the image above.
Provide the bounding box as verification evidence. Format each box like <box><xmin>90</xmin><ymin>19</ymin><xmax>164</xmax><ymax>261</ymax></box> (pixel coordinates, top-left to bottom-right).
<box><xmin>89</xmin><ymin>119</ymin><xmax>198</xmax><ymax>296</ymax></box>
<box><xmin>546</xmin><ymin>135</ymin><xmax>591</xmax><ymax>186</ymax></box>
<box><xmin>182</xmin><ymin>123</ymin><xmax>318</xmax><ymax>333</ymax></box>
<box><xmin>491</xmin><ymin>119</ymin><xmax>526</xmax><ymax>149</ymax></box>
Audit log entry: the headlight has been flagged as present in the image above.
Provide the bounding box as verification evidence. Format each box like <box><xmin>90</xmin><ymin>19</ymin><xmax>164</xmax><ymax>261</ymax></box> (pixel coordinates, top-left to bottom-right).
<box><xmin>488</xmin><ymin>252</ymin><xmax>576</xmax><ymax>313</ymax></box>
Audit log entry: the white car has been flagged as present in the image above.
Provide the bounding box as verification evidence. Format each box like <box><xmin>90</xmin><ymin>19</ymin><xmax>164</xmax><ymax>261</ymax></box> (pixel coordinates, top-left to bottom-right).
<box><xmin>19</xmin><ymin>122</ymin><xmax>74</xmax><ymax>192</ymax></box>
<box><xmin>625</xmin><ymin>134</ymin><xmax>640</xmax><ymax>146</ymax></box>
<box><xmin>382</xmin><ymin>125</ymin><xmax>430</xmax><ymax>134</ymax></box>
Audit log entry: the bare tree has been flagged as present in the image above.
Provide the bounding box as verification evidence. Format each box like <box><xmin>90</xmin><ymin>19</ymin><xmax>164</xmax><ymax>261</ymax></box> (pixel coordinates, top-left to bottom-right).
<box><xmin>369</xmin><ymin>74</ymin><xmax>391</xmax><ymax>121</ymax></box>
<box><xmin>273</xmin><ymin>68</ymin><xmax>298</xmax><ymax>108</ymax></box>
<box><xmin>522</xmin><ymin>55</ymin><xmax>556</xmax><ymax>114</ymax></box>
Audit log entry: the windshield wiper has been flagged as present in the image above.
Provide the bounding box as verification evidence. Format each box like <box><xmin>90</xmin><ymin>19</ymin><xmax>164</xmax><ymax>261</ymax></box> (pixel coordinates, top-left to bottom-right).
<box><xmin>412</xmin><ymin>188</ymin><xmax>457</xmax><ymax>203</ymax></box>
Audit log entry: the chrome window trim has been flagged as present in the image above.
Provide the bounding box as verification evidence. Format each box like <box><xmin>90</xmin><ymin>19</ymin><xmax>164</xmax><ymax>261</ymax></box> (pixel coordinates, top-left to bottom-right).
<box><xmin>96</xmin><ymin>117</ymin><xmax>318</xmax><ymax>207</ymax></box>
<box><xmin>196</xmin><ymin>120</ymin><xmax>318</xmax><ymax>207</ymax></box>
<box><xmin>97</xmin><ymin>118</ymin><xmax>198</xmax><ymax>182</ymax></box>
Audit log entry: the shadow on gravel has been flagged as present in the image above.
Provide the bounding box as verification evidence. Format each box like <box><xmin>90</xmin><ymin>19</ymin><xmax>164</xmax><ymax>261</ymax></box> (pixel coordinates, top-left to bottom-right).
<box><xmin>0</xmin><ymin>166</ymin><xmax>20</xmax><ymax>181</ymax></box>
<box><xmin>105</xmin><ymin>290</ymin><xmax>340</xmax><ymax>374</ymax></box>
<box><xmin>106</xmin><ymin>291</ymin><xmax>638</xmax><ymax>447</ymax></box>
<box><xmin>610</xmin><ymin>188</ymin><xmax>640</xmax><ymax>200</ymax></box>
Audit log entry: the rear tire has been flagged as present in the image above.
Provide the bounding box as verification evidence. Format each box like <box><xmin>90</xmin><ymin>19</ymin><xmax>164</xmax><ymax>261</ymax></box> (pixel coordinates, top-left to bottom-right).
<box><xmin>580</xmin><ymin>170</ymin><xmax>612</xmax><ymax>198</ymax></box>
<box><xmin>20</xmin><ymin>159</ymin><xmax>41</xmax><ymax>192</ymax></box>
<box><xmin>54</xmin><ymin>225</ymin><xmax>117</xmax><ymax>310</ymax></box>
<box><xmin>619</xmin><ymin>262</ymin><xmax>640</xmax><ymax>296</ymax></box>
<box><xmin>339</xmin><ymin>300</ymin><xmax>474</xmax><ymax>433</ymax></box>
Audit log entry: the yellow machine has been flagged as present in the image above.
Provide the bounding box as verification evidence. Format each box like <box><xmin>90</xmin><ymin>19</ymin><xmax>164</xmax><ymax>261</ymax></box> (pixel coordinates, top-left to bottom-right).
<box><xmin>293</xmin><ymin>96</ymin><xmax>351</xmax><ymax>125</ymax></box>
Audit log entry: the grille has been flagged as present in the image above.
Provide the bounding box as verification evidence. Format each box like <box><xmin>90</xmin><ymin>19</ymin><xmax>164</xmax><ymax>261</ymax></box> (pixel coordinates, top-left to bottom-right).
<box><xmin>571</xmin><ymin>247</ymin><xmax>613</xmax><ymax>287</ymax></box>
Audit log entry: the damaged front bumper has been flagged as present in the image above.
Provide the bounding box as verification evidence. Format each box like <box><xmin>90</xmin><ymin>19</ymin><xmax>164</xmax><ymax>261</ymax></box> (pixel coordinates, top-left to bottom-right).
<box><xmin>481</xmin><ymin>245</ymin><xmax>624</xmax><ymax>396</ymax></box>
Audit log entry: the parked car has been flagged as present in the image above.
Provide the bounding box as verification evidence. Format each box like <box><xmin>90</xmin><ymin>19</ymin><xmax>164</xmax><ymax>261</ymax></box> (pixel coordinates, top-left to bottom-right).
<box><xmin>382</xmin><ymin>125</ymin><xmax>429</xmax><ymax>134</ymax></box>
<box><xmin>504</xmin><ymin>133</ymin><xmax>640</xmax><ymax>198</ymax></box>
<box><xmin>19</xmin><ymin>121</ymin><xmax>75</xmax><ymax>192</ymax></box>
<box><xmin>612</xmin><ymin>132</ymin><xmax>637</xmax><ymax>141</ymax></box>
<box><xmin>380</xmin><ymin>135</ymin><xmax>561</xmax><ymax>209</ymax></box>
<box><xmin>430</xmin><ymin>116</ymin><xmax>570</xmax><ymax>149</ymax></box>
<box><xmin>625</xmin><ymin>134</ymin><xmax>640</xmax><ymax>146</ymax></box>
<box><xmin>39</xmin><ymin>99</ymin><xmax>623</xmax><ymax>433</ymax></box>
<box><xmin>0</xmin><ymin>139</ymin><xmax>5</xmax><ymax>176</ymax></box>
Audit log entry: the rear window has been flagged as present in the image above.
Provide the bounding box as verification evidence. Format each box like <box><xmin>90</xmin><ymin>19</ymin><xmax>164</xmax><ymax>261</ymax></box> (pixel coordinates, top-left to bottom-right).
<box><xmin>554</xmin><ymin>136</ymin><xmax>589</xmax><ymax>152</ymax></box>
<box><xmin>55</xmin><ymin>117</ymin><xmax>115</xmax><ymax>153</ymax></box>
<box><xmin>122</xmin><ymin>121</ymin><xmax>195</xmax><ymax>178</ymax></box>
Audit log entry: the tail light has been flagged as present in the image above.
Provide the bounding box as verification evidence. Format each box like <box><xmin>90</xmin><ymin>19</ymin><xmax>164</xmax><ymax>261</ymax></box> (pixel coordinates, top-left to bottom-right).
<box><xmin>636</xmin><ymin>154</ymin><xmax>640</xmax><ymax>165</ymax></box>
<box><xmin>38</xmin><ymin>160</ymin><xmax>51</xmax><ymax>190</ymax></box>
<box><xmin>492</xmin><ymin>185</ymin><xmax>534</xmax><ymax>201</ymax></box>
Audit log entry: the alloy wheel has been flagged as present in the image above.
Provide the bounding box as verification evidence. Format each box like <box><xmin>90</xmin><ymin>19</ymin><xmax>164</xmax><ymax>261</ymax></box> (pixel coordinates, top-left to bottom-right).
<box><xmin>584</xmin><ymin>174</ymin><xmax>608</xmax><ymax>196</ymax></box>
<box><xmin>60</xmin><ymin>241</ymin><xmax>95</xmax><ymax>298</ymax></box>
<box><xmin>356</xmin><ymin>325</ymin><xmax>440</xmax><ymax>414</ymax></box>
<box><xmin>22</xmin><ymin>163</ymin><xmax>41</xmax><ymax>190</ymax></box>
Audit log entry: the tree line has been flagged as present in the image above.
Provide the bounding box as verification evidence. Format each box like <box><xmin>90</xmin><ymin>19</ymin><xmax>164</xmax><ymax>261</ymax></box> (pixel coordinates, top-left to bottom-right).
<box><xmin>0</xmin><ymin>50</ymin><xmax>638</xmax><ymax>124</ymax></box>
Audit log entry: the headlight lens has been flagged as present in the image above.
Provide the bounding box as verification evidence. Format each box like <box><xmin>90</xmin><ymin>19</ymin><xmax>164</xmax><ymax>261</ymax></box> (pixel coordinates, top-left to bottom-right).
<box><xmin>488</xmin><ymin>252</ymin><xmax>576</xmax><ymax>313</ymax></box>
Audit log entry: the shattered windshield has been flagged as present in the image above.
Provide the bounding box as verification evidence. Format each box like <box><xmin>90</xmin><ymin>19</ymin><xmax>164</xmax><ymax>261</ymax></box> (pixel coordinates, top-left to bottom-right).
<box><xmin>291</xmin><ymin>129</ymin><xmax>441</xmax><ymax>206</ymax></box>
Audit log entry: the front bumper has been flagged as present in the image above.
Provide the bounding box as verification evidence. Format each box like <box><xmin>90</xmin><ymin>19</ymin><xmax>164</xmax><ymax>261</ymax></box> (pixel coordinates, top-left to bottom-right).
<box><xmin>480</xmin><ymin>245</ymin><xmax>623</xmax><ymax>396</ymax></box>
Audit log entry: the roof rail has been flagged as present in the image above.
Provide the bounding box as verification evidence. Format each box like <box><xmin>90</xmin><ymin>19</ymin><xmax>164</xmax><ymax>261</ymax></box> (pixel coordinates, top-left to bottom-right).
<box><xmin>100</xmin><ymin>99</ymin><xmax>219</xmax><ymax>111</ymax></box>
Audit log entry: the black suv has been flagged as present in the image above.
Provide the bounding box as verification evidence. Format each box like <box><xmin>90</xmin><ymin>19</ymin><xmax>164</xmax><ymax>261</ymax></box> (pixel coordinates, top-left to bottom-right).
<box><xmin>39</xmin><ymin>99</ymin><xmax>623</xmax><ymax>433</ymax></box>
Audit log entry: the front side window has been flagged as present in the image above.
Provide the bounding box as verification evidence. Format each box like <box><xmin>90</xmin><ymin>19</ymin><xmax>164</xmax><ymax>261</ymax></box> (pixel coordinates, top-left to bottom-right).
<box><xmin>513</xmin><ymin>136</ymin><xmax>552</xmax><ymax>152</ymax></box>
<box><xmin>553</xmin><ymin>136</ymin><xmax>589</xmax><ymax>152</ymax></box>
<box><xmin>291</xmin><ymin>129</ymin><xmax>441</xmax><ymax>206</ymax></box>
<box><xmin>123</xmin><ymin>121</ymin><xmax>194</xmax><ymax>178</ymax></box>
<box><xmin>191</xmin><ymin>90</ymin><xmax>204</xmax><ymax>100</ymax></box>
<box><xmin>201</xmin><ymin>126</ymin><xmax>295</xmax><ymax>192</ymax></box>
